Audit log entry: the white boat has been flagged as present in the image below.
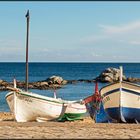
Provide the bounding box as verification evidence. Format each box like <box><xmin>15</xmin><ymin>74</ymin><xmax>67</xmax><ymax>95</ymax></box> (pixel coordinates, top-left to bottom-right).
<box><xmin>5</xmin><ymin>10</ymin><xmax>87</xmax><ymax>122</ymax></box>
<box><xmin>6</xmin><ymin>89</ymin><xmax>86</xmax><ymax>122</ymax></box>
<box><xmin>100</xmin><ymin>66</ymin><xmax>140</xmax><ymax>123</ymax></box>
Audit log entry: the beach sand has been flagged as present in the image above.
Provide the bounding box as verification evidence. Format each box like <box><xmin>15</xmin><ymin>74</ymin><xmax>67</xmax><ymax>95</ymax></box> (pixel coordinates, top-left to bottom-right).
<box><xmin>0</xmin><ymin>112</ymin><xmax>140</xmax><ymax>139</ymax></box>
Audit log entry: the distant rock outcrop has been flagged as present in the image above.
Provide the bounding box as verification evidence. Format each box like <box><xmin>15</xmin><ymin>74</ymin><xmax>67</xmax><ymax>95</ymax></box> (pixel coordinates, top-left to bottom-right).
<box><xmin>95</xmin><ymin>67</ymin><xmax>126</xmax><ymax>83</ymax></box>
<box><xmin>33</xmin><ymin>75</ymin><xmax>67</xmax><ymax>90</ymax></box>
<box><xmin>126</xmin><ymin>77</ymin><xmax>140</xmax><ymax>83</ymax></box>
<box><xmin>45</xmin><ymin>75</ymin><xmax>64</xmax><ymax>85</ymax></box>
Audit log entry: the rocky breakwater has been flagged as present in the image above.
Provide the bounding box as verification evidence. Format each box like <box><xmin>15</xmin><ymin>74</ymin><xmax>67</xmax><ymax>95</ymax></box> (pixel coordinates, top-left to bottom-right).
<box><xmin>95</xmin><ymin>67</ymin><xmax>140</xmax><ymax>83</ymax></box>
<box><xmin>0</xmin><ymin>76</ymin><xmax>68</xmax><ymax>91</ymax></box>
<box><xmin>1</xmin><ymin>68</ymin><xmax>140</xmax><ymax>91</ymax></box>
<box><xmin>0</xmin><ymin>75</ymin><xmax>95</xmax><ymax>91</ymax></box>
<box><xmin>29</xmin><ymin>75</ymin><xmax>68</xmax><ymax>90</ymax></box>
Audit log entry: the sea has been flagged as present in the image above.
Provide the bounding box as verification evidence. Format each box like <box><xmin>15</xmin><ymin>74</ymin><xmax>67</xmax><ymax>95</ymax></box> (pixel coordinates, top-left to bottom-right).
<box><xmin>1</xmin><ymin>62</ymin><xmax>140</xmax><ymax>112</ymax></box>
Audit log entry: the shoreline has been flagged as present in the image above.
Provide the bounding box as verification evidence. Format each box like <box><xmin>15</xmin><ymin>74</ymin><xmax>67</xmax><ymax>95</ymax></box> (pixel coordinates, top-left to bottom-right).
<box><xmin>0</xmin><ymin>112</ymin><xmax>140</xmax><ymax>139</ymax></box>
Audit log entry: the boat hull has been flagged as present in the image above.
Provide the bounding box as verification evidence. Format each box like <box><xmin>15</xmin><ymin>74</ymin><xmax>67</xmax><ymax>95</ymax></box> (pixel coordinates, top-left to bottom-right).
<box><xmin>95</xmin><ymin>102</ymin><xmax>114</xmax><ymax>123</ymax></box>
<box><xmin>100</xmin><ymin>81</ymin><xmax>140</xmax><ymax>123</ymax></box>
<box><xmin>5</xmin><ymin>91</ymin><xmax>86</xmax><ymax>122</ymax></box>
<box><xmin>5</xmin><ymin>92</ymin><xmax>14</xmax><ymax>113</ymax></box>
<box><xmin>58</xmin><ymin>103</ymin><xmax>86</xmax><ymax>121</ymax></box>
<box><xmin>106</xmin><ymin>107</ymin><xmax>140</xmax><ymax>123</ymax></box>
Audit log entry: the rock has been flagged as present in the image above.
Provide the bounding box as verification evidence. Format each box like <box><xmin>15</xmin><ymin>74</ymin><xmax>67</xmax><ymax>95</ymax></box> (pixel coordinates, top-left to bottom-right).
<box><xmin>61</xmin><ymin>80</ymin><xmax>68</xmax><ymax>85</ymax></box>
<box><xmin>48</xmin><ymin>84</ymin><xmax>62</xmax><ymax>89</ymax></box>
<box><xmin>28</xmin><ymin>84</ymin><xmax>34</xmax><ymax>89</ymax></box>
<box><xmin>126</xmin><ymin>77</ymin><xmax>140</xmax><ymax>83</ymax></box>
<box><xmin>32</xmin><ymin>82</ymin><xmax>40</xmax><ymax>88</ymax></box>
<box><xmin>39</xmin><ymin>82</ymin><xmax>49</xmax><ymax>89</ymax></box>
<box><xmin>16</xmin><ymin>81</ymin><xmax>25</xmax><ymax>88</ymax></box>
<box><xmin>78</xmin><ymin>79</ymin><xmax>85</xmax><ymax>82</ymax></box>
<box><xmin>96</xmin><ymin>67</ymin><xmax>126</xmax><ymax>83</ymax></box>
<box><xmin>40</xmin><ymin>82</ymin><xmax>49</xmax><ymax>87</ymax></box>
<box><xmin>67</xmin><ymin>80</ymin><xmax>78</xmax><ymax>84</ymax></box>
<box><xmin>0</xmin><ymin>80</ymin><xmax>9</xmax><ymax>86</ymax></box>
<box><xmin>0</xmin><ymin>86</ymin><xmax>8</xmax><ymax>91</ymax></box>
<box><xmin>45</xmin><ymin>75</ymin><xmax>63</xmax><ymax>85</ymax></box>
<box><xmin>78</xmin><ymin>79</ymin><xmax>95</xmax><ymax>83</ymax></box>
<box><xmin>0</xmin><ymin>80</ymin><xmax>4</xmax><ymax>84</ymax></box>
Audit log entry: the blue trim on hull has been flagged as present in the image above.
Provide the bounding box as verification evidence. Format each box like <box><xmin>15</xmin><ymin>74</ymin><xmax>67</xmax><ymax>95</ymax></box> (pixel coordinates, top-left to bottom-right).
<box><xmin>106</xmin><ymin>107</ymin><xmax>140</xmax><ymax>123</ymax></box>
<box><xmin>102</xmin><ymin>89</ymin><xmax>120</xmax><ymax>98</ymax></box>
<box><xmin>102</xmin><ymin>88</ymin><xmax>140</xmax><ymax>98</ymax></box>
<box><xmin>96</xmin><ymin>103</ymin><xmax>113</xmax><ymax>123</ymax></box>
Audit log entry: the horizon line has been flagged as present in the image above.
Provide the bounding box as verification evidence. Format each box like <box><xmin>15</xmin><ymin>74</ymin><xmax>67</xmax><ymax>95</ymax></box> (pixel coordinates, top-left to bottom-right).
<box><xmin>0</xmin><ymin>61</ymin><xmax>140</xmax><ymax>63</ymax></box>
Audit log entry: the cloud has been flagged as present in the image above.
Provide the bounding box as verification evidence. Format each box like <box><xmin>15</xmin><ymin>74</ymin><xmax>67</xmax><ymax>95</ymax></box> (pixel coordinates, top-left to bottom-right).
<box><xmin>91</xmin><ymin>52</ymin><xmax>101</xmax><ymax>57</ymax></box>
<box><xmin>80</xmin><ymin>20</ymin><xmax>140</xmax><ymax>46</ymax></box>
<box><xmin>0</xmin><ymin>39</ymin><xmax>25</xmax><ymax>61</ymax></box>
<box><xmin>129</xmin><ymin>40</ymin><xmax>140</xmax><ymax>45</ymax></box>
<box><xmin>0</xmin><ymin>39</ymin><xmax>23</xmax><ymax>52</ymax></box>
<box><xmin>99</xmin><ymin>21</ymin><xmax>140</xmax><ymax>34</ymax></box>
<box><xmin>80</xmin><ymin>35</ymin><xmax>109</xmax><ymax>44</ymax></box>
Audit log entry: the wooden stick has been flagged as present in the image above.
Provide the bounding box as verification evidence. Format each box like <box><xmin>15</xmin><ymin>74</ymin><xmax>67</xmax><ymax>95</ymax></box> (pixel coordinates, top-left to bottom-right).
<box><xmin>6</xmin><ymin>86</ymin><xmax>20</xmax><ymax>92</ymax></box>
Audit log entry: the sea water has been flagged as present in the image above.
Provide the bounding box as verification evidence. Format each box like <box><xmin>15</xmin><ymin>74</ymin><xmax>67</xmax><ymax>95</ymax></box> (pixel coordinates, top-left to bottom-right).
<box><xmin>1</xmin><ymin>62</ymin><xmax>140</xmax><ymax>112</ymax></box>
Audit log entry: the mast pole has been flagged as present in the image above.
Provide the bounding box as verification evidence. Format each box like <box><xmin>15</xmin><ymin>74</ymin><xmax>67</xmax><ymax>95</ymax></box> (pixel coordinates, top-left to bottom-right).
<box><xmin>25</xmin><ymin>10</ymin><xmax>30</xmax><ymax>91</ymax></box>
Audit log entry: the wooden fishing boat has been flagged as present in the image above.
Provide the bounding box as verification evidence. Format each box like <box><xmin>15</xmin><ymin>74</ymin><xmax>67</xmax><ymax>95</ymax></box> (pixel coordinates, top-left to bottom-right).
<box><xmin>100</xmin><ymin>66</ymin><xmax>140</xmax><ymax>123</ymax></box>
<box><xmin>5</xmin><ymin>10</ymin><xmax>86</xmax><ymax>122</ymax></box>
<box><xmin>6</xmin><ymin>89</ymin><xmax>86</xmax><ymax>122</ymax></box>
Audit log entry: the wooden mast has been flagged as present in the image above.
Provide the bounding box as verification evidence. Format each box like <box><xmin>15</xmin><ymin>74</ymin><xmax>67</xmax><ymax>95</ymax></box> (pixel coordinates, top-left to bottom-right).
<box><xmin>120</xmin><ymin>66</ymin><xmax>123</xmax><ymax>82</ymax></box>
<box><xmin>25</xmin><ymin>10</ymin><xmax>30</xmax><ymax>91</ymax></box>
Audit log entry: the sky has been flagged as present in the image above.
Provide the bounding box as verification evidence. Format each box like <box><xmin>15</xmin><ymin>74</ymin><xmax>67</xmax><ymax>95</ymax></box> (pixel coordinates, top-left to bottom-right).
<box><xmin>1</xmin><ymin>1</ymin><xmax>140</xmax><ymax>62</ymax></box>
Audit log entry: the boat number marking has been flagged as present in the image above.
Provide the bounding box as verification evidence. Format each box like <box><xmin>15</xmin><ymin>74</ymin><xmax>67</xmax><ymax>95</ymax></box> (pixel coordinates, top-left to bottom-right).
<box><xmin>102</xmin><ymin>96</ymin><xmax>110</xmax><ymax>104</ymax></box>
<box><xmin>17</xmin><ymin>95</ymin><xmax>33</xmax><ymax>103</ymax></box>
<box><xmin>137</xmin><ymin>96</ymin><xmax>140</xmax><ymax>101</ymax></box>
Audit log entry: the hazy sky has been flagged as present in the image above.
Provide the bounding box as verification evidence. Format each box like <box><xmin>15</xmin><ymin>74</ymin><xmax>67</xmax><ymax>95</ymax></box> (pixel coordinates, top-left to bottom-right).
<box><xmin>0</xmin><ymin>1</ymin><xmax>140</xmax><ymax>62</ymax></box>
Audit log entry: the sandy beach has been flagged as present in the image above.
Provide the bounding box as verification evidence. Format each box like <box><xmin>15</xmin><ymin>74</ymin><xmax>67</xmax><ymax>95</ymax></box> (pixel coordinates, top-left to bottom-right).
<box><xmin>0</xmin><ymin>112</ymin><xmax>140</xmax><ymax>139</ymax></box>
